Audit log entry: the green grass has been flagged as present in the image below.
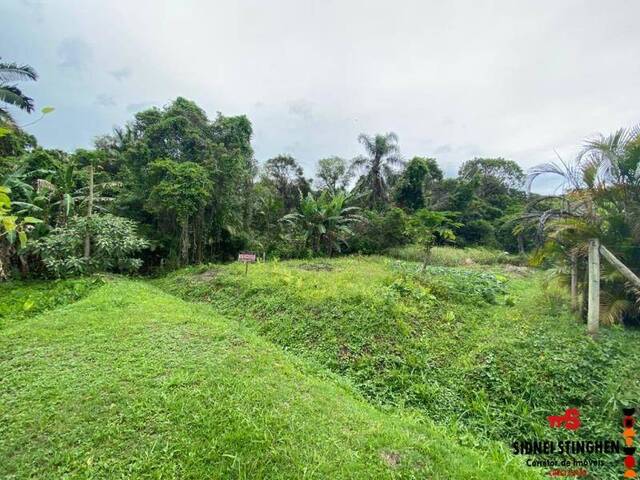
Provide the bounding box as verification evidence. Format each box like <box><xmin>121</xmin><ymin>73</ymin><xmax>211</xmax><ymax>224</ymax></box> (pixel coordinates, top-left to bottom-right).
<box><xmin>0</xmin><ymin>279</ymin><xmax>539</xmax><ymax>479</ymax></box>
<box><xmin>0</xmin><ymin>276</ymin><xmax>103</xmax><ymax>328</ymax></box>
<box><xmin>157</xmin><ymin>256</ymin><xmax>640</xmax><ymax>479</ymax></box>
<box><xmin>387</xmin><ymin>245</ymin><xmax>527</xmax><ymax>266</ymax></box>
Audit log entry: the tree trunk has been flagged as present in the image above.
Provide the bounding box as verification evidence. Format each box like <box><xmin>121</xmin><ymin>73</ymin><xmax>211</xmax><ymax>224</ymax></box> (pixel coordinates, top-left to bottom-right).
<box><xmin>18</xmin><ymin>253</ymin><xmax>29</xmax><ymax>278</ymax></box>
<box><xmin>422</xmin><ymin>246</ymin><xmax>431</xmax><ymax>271</ymax></box>
<box><xmin>196</xmin><ymin>208</ymin><xmax>204</xmax><ymax>264</ymax></box>
<box><xmin>517</xmin><ymin>233</ymin><xmax>525</xmax><ymax>255</ymax></box>
<box><xmin>0</xmin><ymin>247</ymin><xmax>7</xmax><ymax>282</ymax></box>
<box><xmin>180</xmin><ymin>216</ymin><xmax>189</xmax><ymax>266</ymax></box>
<box><xmin>570</xmin><ymin>252</ymin><xmax>578</xmax><ymax>312</ymax></box>
<box><xmin>83</xmin><ymin>165</ymin><xmax>94</xmax><ymax>259</ymax></box>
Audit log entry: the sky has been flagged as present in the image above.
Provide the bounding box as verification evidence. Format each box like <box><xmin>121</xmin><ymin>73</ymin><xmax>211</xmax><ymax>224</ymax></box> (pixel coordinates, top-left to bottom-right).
<box><xmin>3</xmin><ymin>0</ymin><xmax>640</xmax><ymax>193</ymax></box>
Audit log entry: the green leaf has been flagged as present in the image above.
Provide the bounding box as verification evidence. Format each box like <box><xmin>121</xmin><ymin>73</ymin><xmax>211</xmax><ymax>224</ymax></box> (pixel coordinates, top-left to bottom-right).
<box><xmin>41</xmin><ymin>106</ymin><xmax>55</xmax><ymax>114</ymax></box>
<box><xmin>23</xmin><ymin>216</ymin><xmax>43</xmax><ymax>224</ymax></box>
<box><xmin>18</xmin><ymin>230</ymin><xmax>27</xmax><ymax>248</ymax></box>
<box><xmin>0</xmin><ymin>192</ymin><xmax>10</xmax><ymax>210</ymax></box>
<box><xmin>2</xmin><ymin>215</ymin><xmax>17</xmax><ymax>232</ymax></box>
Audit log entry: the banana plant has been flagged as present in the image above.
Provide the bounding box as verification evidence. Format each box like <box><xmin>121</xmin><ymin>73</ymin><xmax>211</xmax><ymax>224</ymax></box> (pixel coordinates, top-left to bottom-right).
<box><xmin>0</xmin><ymin>185</ymin><xmax>42</xmax><ymax>280</ymax></box>
<box><xmin>281</xmin><ymin>191</ymin><xmax>365</xmax><ymax>256</ymax></box>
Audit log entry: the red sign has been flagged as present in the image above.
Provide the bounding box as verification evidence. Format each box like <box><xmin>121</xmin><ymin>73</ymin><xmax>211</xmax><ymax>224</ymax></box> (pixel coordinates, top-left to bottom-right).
<box><xmin>238</xmin><ymin>252</ymin><xmax>257</xmax><ymax>263</ymax></box>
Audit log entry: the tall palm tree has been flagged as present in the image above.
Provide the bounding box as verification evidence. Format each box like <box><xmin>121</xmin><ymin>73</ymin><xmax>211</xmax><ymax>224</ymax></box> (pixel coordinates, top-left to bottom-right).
<box><xmin>350</xmin><ymin>132</ymin><xmax>403</xmax><ymax>209</ymax></box>
<box><xmin>0</xmin><ymin>59</ymin><xmax>38</xmax><ymax>126</ymax></box>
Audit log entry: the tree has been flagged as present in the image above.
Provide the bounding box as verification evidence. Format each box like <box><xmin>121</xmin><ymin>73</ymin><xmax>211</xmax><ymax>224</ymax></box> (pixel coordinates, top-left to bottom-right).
<box><xmin>349</xmin><ymin>207</ymin><xmax>409</xmax><ymax>254</ymax></box>
<box><xmin>281</xmin><ymin>191</ymin><xmax>364</xmax><ymax>256</ymax></box>
<box><xmin>0</xmin><ymin>128</ymin><xmax>36</xmax><ymax>158</ymax></box>
<box><xmin>0</xmin><ymin>185</ymin><xmax>41</xmax><ymax>280</ymax></box>
<box><xmin>263</xmin><ymin>155</ymin><xmax>310</xmax><ymax>211</ymax></box>
<box><xmin>73</xmin><ymin>149</ymin><xmax>104</xmax><ymax>259</ymax></box>
<box><xmin>408</xmin><ymin>209</ymin><xmax>461</xmax><ymax>269</ymax></box>
<box><xmin>146</xmin><ymin>159</ymin><xmax>212</xmax><ymax>265</ymax></box>
<box><xmin>350</xmin><ymin>132</ymin><xmax>403</xmax><ymax>209</ymax></box>
<box><xmin>526</xmin><ymin>124</ymin><xmax>640</xmax><ymax>325</ymax></box>
<box><xmin>36</xmin><ymin>159</ymin><xmax>77</xmax><ymax>226</ymax></box>
<box><xmin>316</xmin><ymin>156</ymin><xmax>352</xmax><ymax>193</ymax></box>
<box><xmin>251</xmin><ymin>182</ymin><xmax>285</xmax><ymax>254</ymax></box>
<box><xmin>394</xmin><ymin>157</ymin><xmax>443</xmax><ymax>211</ymax></box>
<box><xmin>102</xmin><ymin>98</ymin><xmax>255</xmax><ymax>264</ymax></box>
<box><xmin>0</xmin><ymin>59</ymin><xmax>37</xmax><ymax>126</ymax></box>
<box><xmin>426</xmin><ymin>158</ymin><xmax>527</xmax><ymax>249</ymax></box>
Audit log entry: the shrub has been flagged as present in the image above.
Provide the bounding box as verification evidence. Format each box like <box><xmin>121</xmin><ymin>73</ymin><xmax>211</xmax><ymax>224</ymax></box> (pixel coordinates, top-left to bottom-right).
<box><xmin>387</xmin><ymin>244</ymin><xmax>526</xmax><ymax>266</ymax></box>
<box><xmin>350</xmin><ymin>207</ymin><xmax>409</xmax><ymax>254</ymax></box>
<box><xmin>457</xmin><ymin>219</ymin><xmax>497</xmax><ymax>247</ymax></box>
<box><xmin>34</xmin><ymin>214</ymin><xmax>148</xmax><ymax>277</ymax></box>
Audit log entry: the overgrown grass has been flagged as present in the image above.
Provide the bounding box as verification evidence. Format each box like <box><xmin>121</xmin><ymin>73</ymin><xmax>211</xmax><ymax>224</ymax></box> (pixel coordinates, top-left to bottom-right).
<box><xmin>0</xmin><ymin>280</ymin><xmax>538</xmax><ymax>479</ymax></box>
<box><xmin>157</xmin><ymin>256</ymin><xmax>640</xmax><ymax>479</ymax></box>
<box><xmin>387</xmin><ymin>244</ymin><xmax>527</xmax><ymax>266</ymax></box>
<box><xmin>0</xmin><ymin>277</ymin><xmax>104</xmax><ymax>328</ymax></box>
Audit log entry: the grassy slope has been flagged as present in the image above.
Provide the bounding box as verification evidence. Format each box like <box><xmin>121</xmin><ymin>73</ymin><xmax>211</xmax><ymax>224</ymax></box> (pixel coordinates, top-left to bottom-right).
<box><xmin>0</xmin><ymin>277</ymin><xmax>103</xmax><ymax>328</ymax></box>
<box><xmin>157</xmin><ymin>256</ymin><xmax>640</xmax><ymax>479</ymax></box>
<box><xmin>0</xmin><ymin>280</ymin><xmax>538</xmax><ymax>479</ymax></box>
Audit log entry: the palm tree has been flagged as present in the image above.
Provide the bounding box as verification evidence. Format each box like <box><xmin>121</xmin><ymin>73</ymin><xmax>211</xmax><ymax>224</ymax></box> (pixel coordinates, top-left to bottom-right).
<box><xmin>525</xmin><ymin>125</ymin><xmax>640</xmax><ymax>325</ymax></box>
<box><xmin>281</xmin><ymin>191</ymin><xmax>365</xmax><ymax>256</ymax></box>
<box><xmin>350</xmin><ymin>133</ymin><xmax>403</xmax><ymax>209</ymax></box>
<box><xmin>0</xmin><ymin>60</ymin><xmax>38</xmax><ymax>126</ymax></box>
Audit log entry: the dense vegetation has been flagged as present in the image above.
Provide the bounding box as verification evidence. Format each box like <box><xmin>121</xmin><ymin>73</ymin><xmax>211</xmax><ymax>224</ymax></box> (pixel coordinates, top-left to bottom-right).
<box><xmin>3</xmin><ymin>57</ymin><xmax>639</xmax><ymax>324</ymax></box>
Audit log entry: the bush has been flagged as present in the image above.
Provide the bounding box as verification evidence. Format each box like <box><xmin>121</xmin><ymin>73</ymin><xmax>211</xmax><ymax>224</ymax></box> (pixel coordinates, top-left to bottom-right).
<box><xmin>34</xmin><ymin>214</ymin><xmax>148</xmax><ymax>277</ymax></box>
<box><xmin>387</xmin><ymin>244</ymin><xmax>526</xmax><ymax>266</ymax></box>
<box><xmin>456</xmin><ymin>219</ymin><xmax>497</xmax><ymax>247</ymax></box>
<box><xmin>349</xmin><ymin>207</ymin><xmax>409</xmax><ymax>254</ymax></box>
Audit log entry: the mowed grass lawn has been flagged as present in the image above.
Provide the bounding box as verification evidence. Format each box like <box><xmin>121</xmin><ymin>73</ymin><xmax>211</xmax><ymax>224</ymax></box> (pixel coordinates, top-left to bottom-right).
<box><xmin>0</xmin><ymin>280</ymin><xmax>539</xmax><ymax>479</ymax></box>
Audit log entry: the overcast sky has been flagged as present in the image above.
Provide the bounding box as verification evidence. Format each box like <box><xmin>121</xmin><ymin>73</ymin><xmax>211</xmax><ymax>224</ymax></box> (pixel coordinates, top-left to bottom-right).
<box><xmin>3</xmin><ymin>0</ymin><xmax>640</xmax><ymax>192</ymax></box>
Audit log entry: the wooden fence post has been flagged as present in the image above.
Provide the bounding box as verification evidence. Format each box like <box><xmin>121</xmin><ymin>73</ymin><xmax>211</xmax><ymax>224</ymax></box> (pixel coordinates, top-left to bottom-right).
<box><xmin>599</xmin><ymin>245</ymin><xmax>640</xmax><ymax>288</ymax></box>
<box><xmin>570</xmin><ymin>252</ymin><xmax>578</xmax><ymax>312</ymax></box>
<box><xmin>587</xmin><ymin>238</ymin><xmax>600</xmax><ymax>335</ymax></box>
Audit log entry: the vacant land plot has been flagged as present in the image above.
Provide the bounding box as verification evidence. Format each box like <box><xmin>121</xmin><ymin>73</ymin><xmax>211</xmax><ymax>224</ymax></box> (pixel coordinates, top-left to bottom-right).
<box><xmin>0</xmin><ymin>279</ymin><xmax>538</xmax><ymax>479</ymax></box>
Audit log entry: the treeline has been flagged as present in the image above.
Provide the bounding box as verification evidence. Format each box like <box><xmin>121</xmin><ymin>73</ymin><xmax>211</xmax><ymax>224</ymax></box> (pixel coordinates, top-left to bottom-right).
<box><xmin>2</xmin><ymin>59</ymin><xmax>640</xmax><ymax>326</ymax></box>
<box><xmin>0</xmin><ymin>94</ymin><xmax>536</xmax><ymax>278</ymax></box>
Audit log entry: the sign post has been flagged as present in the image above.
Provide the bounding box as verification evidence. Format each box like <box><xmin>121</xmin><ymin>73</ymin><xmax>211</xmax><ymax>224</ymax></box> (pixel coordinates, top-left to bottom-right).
<box><xmin>238</xmin><ymin>251</ymin><xmax>257</xmax><ymax>275</ymax></box>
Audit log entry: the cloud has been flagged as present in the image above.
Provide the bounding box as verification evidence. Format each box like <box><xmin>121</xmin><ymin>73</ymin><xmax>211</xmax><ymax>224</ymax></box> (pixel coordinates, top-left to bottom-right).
<box><xmin>110</xmin><ymin>66</ymin><xmax>132</xmax><ymax>81</ymax></box>
<box><xmin>21</xmin><ymin>0</ymin><xmax>43</xmax><ymax>22</ymax></box>
<box><xmin>57</xmin><ymin>37</ymin><xmax>92</xmax><ymax>70</ymax></box>
<box><xmin>95</xmin><ymin>94</ymin><xmax>116</xmax><ymax>107</ymax></box>
<box><xmin>288</xmin><ymin>99</ymin><xmax>313</xmax><ymax>120</ymax></box>
<box><xmin>126</xmin><ymin>101</ymin><xmax>157</xmax><ymax>113</ymax></box>
<box><xmin>16</xmin><ymin>1</ymin><xmax>640</xmax><ymax>194</ymax></box>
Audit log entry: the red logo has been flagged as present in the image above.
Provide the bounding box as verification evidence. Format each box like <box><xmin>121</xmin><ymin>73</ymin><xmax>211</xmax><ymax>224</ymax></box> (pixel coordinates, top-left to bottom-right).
<box><xmin>548</xmin><ymin>408</ymin><xmax>581</xmax><ymax>430</ymax></box>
